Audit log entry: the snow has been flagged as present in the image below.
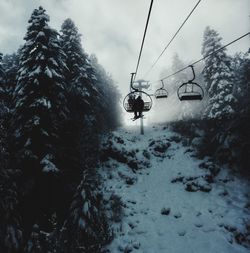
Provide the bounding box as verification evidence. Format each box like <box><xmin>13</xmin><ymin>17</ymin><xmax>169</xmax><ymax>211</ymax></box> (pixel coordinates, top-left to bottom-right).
<box><xmin>30</xmin><ymin>97</ymin><xmax>51</xmax><ymax>109</ymax></box>
<box><xmin>36</xmin><ymin>31</ymin><xmax>45</xmax><ymax>39</ymax></box>
<box><xmin>83</xmin><ymin>201</ymin><xmax>89</xmax><ymax>214</ymax></box>
<box><xmin>30</xmin><ymin>66</ymin><xmax>41</xmax><ymax>76</ymax></box>
<box><xmin>45</xmin><ymin>66</ymin><xmax>52</xmax><ymax>78</ymax></box>
<box><xmin>79</xmin><ymin>218</ymin><xmax>86</xmax><ymax>229</ymax></box>
<box><xmin>40</xmin><ymin>154</ymin><xmax>59</xmax><ymax>173</ymax></box>
<box><xmin>101</xmin><ymin>125</ymin><xmax>250</xmax><ymax>253</ymax></box>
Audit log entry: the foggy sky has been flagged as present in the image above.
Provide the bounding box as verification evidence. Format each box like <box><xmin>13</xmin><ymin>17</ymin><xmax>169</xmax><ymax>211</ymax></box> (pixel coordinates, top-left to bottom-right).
<box><xmin>0</xmin><ymin>0</ymin><xmax>249</xmax><ymax>105</ymax></box>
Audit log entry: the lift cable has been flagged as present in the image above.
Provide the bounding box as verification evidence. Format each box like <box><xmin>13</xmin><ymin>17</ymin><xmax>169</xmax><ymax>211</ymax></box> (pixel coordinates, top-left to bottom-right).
<box><xmin>133</xmin><ymin>0</ymin><xmax>154</xmax><ymax>82</ymax></box>
<box><xmin>149</xmin><ymin>31</ymin><xmax>250</xmax><ymax>85</ymax></box>
<box><xmin>143</xmin><ymin>0</ymin><xmax>202</xmax><ymax>79</ymax></box>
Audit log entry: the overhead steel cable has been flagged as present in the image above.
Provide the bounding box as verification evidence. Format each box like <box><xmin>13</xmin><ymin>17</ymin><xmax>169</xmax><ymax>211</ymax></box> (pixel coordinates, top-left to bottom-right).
<box><xmin>143</xmin><ymin>0</ymin><xmax>202</xmax><ymax>79</ymax></box>
<box><xmin>149</xmin><ymin>31</ymin><xmax>250</xmax><ymax>85</ymax></box>
<box><xmin>133</xmin><ymin>0</ymin><xmax>154</xmax><ymax>82</ymax></box>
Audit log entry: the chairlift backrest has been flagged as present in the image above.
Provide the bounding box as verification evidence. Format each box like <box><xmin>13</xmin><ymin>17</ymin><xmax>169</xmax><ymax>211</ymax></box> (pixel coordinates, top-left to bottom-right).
<box><xmin>155</xmin><ymin>88</ymin><xmax>168</xmax><ymax>99</ymax></box>
<box><xmin>155</xmin><ymin>80</ymin><xmax>168</xmax><ymax>99</ymax></box>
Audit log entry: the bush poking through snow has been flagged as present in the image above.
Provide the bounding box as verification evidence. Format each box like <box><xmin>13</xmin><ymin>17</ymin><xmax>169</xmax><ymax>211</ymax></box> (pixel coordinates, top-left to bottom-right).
<box><xmin>109</xmin><ymin>194</ymin><xmax>123</xmax><ymax>223</ymax></box>
<box><xmin>161</xmin><ymin>207</ymin><xmax>171</xmax><ymax>216</ymax></box>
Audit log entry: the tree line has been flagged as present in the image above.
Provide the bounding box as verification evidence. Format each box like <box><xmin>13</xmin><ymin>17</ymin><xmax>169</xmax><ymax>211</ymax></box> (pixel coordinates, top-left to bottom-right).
<box><xmin>0</xmin><ymin>6</ymin><xmax>121</xmax><ymax>253</ymax></box>
<box><xmin>166</xmin><ymin>27</ymin><xmax>250</xmax><ymax>177</ymax></box>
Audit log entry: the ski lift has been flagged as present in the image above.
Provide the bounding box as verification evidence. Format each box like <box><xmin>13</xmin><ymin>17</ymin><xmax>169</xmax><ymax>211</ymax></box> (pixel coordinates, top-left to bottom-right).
<box><xmin>123</xmin><ymin>90</ymin><xmax>152</xmax><ymax>112</ymax></box>
<box><xmin>177</xmin><ymin>65</ymin><xmax>204</xmax><ymax>101</ymax></box>
<box><xmin>123</xmin><ymin>73</ymin><xmax>153</xmax><ymax>113</ymax></box>
<box><xmin>155</xmin><ymin>80</ymin><xmax>168</xmax><ymax>99</ymax></box>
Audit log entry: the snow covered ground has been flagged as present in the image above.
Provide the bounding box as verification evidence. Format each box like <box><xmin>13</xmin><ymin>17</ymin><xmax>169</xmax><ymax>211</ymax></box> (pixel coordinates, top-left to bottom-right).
<box><xmin>100</xmin><ymin>125</ymin><xmax>250</xmax><ymax>253</ymax></box>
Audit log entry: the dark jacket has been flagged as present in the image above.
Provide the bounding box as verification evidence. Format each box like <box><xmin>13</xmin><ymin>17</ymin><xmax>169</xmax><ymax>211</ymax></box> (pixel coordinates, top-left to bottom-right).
<box><xmin>135</xmin><ymin>96</ymin><xmax>144</xmax><ymax>111</ymax></box>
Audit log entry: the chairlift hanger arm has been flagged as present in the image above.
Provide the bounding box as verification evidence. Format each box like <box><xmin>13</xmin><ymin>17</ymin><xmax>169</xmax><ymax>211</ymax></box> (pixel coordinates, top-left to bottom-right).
<box><xmin>130</xmin><ymin>72</ymin><xmax>138</xmax><ymax>91</ymax></box>
<box><xmin>188</xmin><ymin>65</ymin><xmax>195</xmax><ymax>82</ymax></box>
<box><xmin>160</xmin><ymin>80</ymin><xmax>165</xmax><ymax>89</ymax></box>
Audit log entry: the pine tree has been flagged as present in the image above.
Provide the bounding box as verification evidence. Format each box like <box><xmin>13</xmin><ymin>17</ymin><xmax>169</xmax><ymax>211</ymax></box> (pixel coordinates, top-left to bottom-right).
<box><xmin>0</xmin><ymin>168</ymin><xmax>23</xmax><ymax>253</ymax></box>
<box><xmin>231</xmin><ymin>52</ymin><xmax>250</xmax><ymax>114</ymax></box>
<box><xmin>59</xmin><ymin>19</ymin><xmax>120</xmax><ymax>182</ymax></box>
<box><xmin>59</xmin><ymin>18</ymin><xmax>98</xmax><ymax>182</ymax></box>
<box><xmin>60</xmin><ymin>19</ymin><xmax>120</xmax><ymax>132</ymax></box>
<box><xmin>59</xmin><ymin>19</ymin><xmax>115</xmax><ymax>252</ymax></box>
<box><xmin>13</xmin><ymin>6</ymin><xmax>68</xmax><ymax>173</ymax></box>
<box><xmin>89</xmin><ymin>54</ymin><xmax>121</xmax><ymax>129</ymax></box>
<box><xmin>2</xmin><ymin>52</ymin><xmax>20</xmax><ymax>108</ymax></box>
<box><xmin>0</xmin><ymin>53</ymin><xmax>6</xmax><ymax>100</ymax></box>
<box><xmin>60</xmin><ymin>18</ymin><xmax>99</xmax><ymax>108</ymax></box>
<box><xmin>11</xmin><ymin>6</ymin><xmax>69</xmax><ymax>237</ymax></box>
<box><xmin>61</xmin><ymin>172</ymin><xmax>112</xmax><ymax>253</ymax></box>
<box><xmin>201</xmin><ymin>26</ymin><xmax>236</xmax><ymax>119</ymax></box>
<box><xmin>0</xmin><ymin>52</ymin><xmax>23</xmax><ymax>253</ymax></box>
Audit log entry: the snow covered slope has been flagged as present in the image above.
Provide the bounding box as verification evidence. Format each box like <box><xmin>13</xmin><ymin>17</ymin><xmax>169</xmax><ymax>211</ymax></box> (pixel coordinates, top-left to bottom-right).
<box><xmin>100</xmin><ymin>125</ymin><xmax>250</xmax><ymax>253</ymax></box>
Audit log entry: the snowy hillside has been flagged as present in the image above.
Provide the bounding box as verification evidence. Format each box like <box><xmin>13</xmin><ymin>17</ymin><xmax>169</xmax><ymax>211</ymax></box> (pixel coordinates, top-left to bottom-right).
<box><xmin>100</xmin><ymin>125</ymin><xmax>250</xmax><ymax>253</ymax></box>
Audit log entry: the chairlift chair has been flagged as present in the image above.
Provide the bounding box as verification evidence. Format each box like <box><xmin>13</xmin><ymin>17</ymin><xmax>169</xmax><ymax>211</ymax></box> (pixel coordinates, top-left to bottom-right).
<box><xmin>123</xmin><ymin>73</ymin><xmax>153</xmax><ymax>113</ymax></box>
<box><xmin>123</xmin><ymin>90</ymin><xmax>152</xmax><ymax>112</ymax></box>
<box><xmin>155</xmin><ymin>80</ymin><xmax>168</xmax><ymax>99</ymax></box>
<box><xmin>177</xmin><ymin>65</ymin><xmax>204</xmax><ymax>101</ymax></box>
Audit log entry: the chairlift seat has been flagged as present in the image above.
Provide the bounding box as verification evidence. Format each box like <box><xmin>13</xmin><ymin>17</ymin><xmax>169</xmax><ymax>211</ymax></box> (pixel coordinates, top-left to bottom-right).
<box><xmin>124</xmin><ymin>102</ymin><xmax>151</xmax><ymax>112</ymax></box>
<box><xmin>155</xmin><ymin>88</ymin><xmax>168</xmax><ymax>99</ymax></box>
<box><xmin>177</xmin><ymin>66</ymin><xmax>204</xmax><ymax>102</ymax></box>
<box><xmin>179</xmin><ymin>92</ymin><xmax>203</xmax><ymax>101</ymax></box>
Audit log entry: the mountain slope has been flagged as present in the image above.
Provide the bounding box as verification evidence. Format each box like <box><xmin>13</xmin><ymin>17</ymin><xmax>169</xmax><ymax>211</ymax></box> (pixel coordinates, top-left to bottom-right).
<box><xmin>100</xmin><ymin>125</ymin><xmax>250</xmax><ymax>253</ymax></box>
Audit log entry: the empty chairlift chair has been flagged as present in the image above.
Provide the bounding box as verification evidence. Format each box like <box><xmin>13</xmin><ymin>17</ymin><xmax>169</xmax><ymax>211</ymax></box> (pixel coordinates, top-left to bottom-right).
<box><xmin>155</xmin><ymin>80</ymin><xmax>168</xmax><ymax>99</ymax></box>
<box><xmin>177</xmin><ymin>65</ymin><xmax>204</xmax><ymax>101</ymax></box>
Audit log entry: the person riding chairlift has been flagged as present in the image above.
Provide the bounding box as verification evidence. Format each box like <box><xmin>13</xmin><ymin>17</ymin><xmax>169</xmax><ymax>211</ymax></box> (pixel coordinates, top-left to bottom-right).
<box><xmin>133</xmin><ymin>95</ymin><xmax>144</xmax><ymax>119</ymax></box>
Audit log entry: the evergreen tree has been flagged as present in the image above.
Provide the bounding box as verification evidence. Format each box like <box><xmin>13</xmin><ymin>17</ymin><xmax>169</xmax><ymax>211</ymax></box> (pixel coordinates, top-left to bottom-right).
<box><xmin>60</xmin><ymin>19</ymin><xmax>120</xmax><ymax>132</ymax></box>
<box><xmin>0</xmin><ymin>53</ymin><xmax>6</xmax><ymax>101</ymax></box>
<box><xmin>13</xmin><ymin>6</ymin><xmax>68</xmax><ymax>173</ymax></box>
<box><xmin>11</xmin><ymin>6</ymin><xmax>69</xmax><ymax>235</ymax></box>
<box><xmin>60</xmin><ymin>18</ymin><xmax>99</xmax><ymax>106</ymax></box>
<box><xmin>2</xmin><ymin>52</ymin><xmax>20</xmax><ymax>108</ymax></box>
<box><xmin>59</xmin><ymin>18</ymin><xmax>99</xmax><ymax>183</ymax></box>
<box><xmin>89</xmin><ymin>54</ymin><xmax>121</xmax><ymax>129</ymax></box>
<box><xmin>1</xmin><ymin>52</ymin><xmax>23</xmax><ymax>252</ymax></box>
<box><xmin>201</xmin><ymin>26</ymin><xmax>236</xmax><ymax>119</ymax></box>
<box><xmin>59</xmin><ymin>19</ymin><xmax>120</xmax><ymax>182</ymax></box>
<box><xmin>0</xmin><ymin>169</ymin><xmax>23</xmax><ymax>253</ymax></box>
<box><xmin>61</xmin><ymin>172</ymin><xmax>112</xmax><ymax>253</ymax></box>
<box><xmin>231</xmin><ymin>52</ymin><xmax>250</xmax><ymax>114</ymax></box>
<box><xmin>59</xmin><ymin>19</ymin><xmax>115</xmax><ymax>252</ymax></box>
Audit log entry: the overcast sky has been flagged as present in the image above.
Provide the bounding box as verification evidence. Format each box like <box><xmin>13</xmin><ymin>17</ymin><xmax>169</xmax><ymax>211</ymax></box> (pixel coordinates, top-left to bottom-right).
<box><xmin>0</xmin><ymin>0</ymin><xmax>249</xmax><ymax>97</ymax></box>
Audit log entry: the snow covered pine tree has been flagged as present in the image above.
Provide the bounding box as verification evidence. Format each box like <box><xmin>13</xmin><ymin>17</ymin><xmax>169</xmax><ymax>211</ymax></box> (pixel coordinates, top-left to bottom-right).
<box><xmin>0</xmin><ymin>53</ymin><xmax>23</xmax><ymax>253</ymax></box>
<box><xmin>59</xmin><ymin>18</ymin><xmax>113</xmax><ymax>253</ymax></box>
<box><xmin>2</xmin><ymin>52</ymin><xmax>20</xmax><ymax>108</ymax></box>
<box><xmin>12</xmin><ymin>6</ymin><xmax>69</xmax><ymax>241</ymax></box>
<box><xmin>59</xmin><ymin>18</ymin><xmax>100</xmax><ymax>177</ymax></box>
<box><xmin>201</xmin><ymin>26</ymin><xmax>236</xmax><ymax>119</ymax></box>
